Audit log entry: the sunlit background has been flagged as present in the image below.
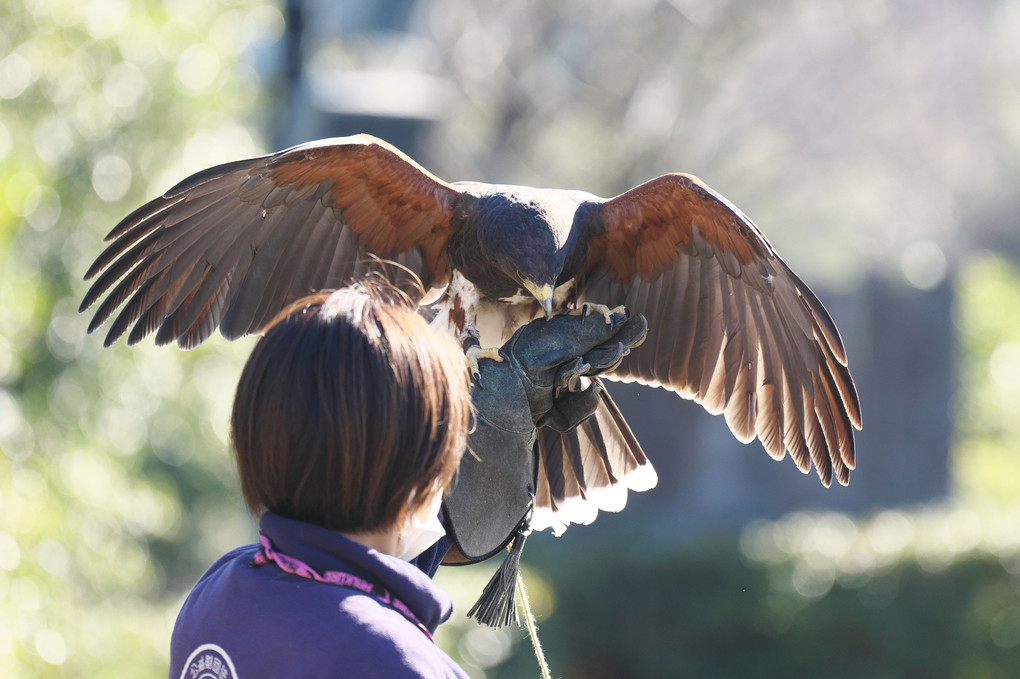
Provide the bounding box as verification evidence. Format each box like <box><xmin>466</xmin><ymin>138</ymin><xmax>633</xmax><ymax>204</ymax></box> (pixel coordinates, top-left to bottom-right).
<box><xmin>2</xmin><ymin>0</ymin><xmax>1020</xmax><ymax>676</ymax></box>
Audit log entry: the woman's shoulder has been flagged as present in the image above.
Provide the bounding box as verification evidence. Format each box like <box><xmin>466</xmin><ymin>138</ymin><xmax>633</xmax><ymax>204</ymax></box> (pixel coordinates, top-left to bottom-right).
<box><xmin>171</xmin><ymin>547</ymin><xmax>468</xmax><ymax>679</ymax></box>
<box><xmin>318</xmin><ymin>603</ymin><xmax>469</xmax><ymax>678</ymax></box>
<box><xmin>273</xmin><ymin>589</ymin><xmax>467</xmax><ymax>677</ymax></box>
<box><xmin>188</xmin><ymin>543</ymin><xmax>259</xmax><ymax>589</ymax></box>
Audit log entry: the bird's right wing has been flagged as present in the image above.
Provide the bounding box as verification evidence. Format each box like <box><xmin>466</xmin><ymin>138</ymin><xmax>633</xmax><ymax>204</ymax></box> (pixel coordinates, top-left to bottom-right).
<box><xmin>80</xmin><ymin>134</ymin><xmax>461</xmax><ymax>349</ymax></box>
<box><xmin>577</xmin><ymin>173</ymin><xmax>861</xmax><ymax>487</ymax></box>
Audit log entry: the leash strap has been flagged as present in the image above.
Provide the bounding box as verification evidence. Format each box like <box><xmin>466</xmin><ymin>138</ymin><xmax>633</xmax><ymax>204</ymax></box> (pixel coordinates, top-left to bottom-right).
<box><xmin>516</xmin><ymin>572</ymin><xmax>553</xmax><ymax>679</ymax></box>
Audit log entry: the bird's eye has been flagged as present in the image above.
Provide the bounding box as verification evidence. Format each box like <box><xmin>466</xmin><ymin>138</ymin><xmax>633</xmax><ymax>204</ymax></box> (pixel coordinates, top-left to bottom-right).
<box><xmin>515</xmin><ymin>269</ymin><xmax>525</xmax><ymax>280</ymax></box>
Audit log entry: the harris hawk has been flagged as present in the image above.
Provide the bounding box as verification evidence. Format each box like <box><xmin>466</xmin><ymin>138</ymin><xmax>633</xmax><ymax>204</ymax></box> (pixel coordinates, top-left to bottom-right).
<box><xmin>80</xmin><ymin>134</ymin><xmax>862</xmax><ymax>535</ymax></box>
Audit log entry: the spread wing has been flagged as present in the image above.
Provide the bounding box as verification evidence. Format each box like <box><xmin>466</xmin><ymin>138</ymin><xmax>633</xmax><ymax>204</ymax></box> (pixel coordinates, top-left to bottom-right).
<box><xmin>578</xmin><ymin>173</ymin><xmax>862</xmax><ymax>487</ymax></box>
<box><xmin>80</xmin><ymin>134</ymin><xmax>461</xmax><ymax>348</ymax></box>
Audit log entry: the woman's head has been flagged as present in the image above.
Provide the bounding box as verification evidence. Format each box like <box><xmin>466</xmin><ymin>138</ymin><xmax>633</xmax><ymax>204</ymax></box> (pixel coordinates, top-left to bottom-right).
<box><xmin>230</xmin><ymin>282</ymin><xmax>471</xmax><ymax>534</ymax></box>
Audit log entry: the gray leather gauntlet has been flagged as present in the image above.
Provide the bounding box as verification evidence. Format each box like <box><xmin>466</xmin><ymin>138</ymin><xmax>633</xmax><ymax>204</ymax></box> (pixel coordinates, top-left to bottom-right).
<box><xmin>443</xmin><ymin>309</ymin><xmax>648</xmax><ymax>563</ymax></box>
<box><xmin>445</xmin><ymin>356</ymin><xmax>538</xmax><ymax>562</ymax></box>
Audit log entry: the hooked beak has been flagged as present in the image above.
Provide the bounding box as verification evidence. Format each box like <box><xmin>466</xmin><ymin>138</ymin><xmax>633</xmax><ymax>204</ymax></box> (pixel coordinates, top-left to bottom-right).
<box><xmin>522</xmin><ymin>279</ymin><xmax>554</xmax><ymax>318</ymax></box>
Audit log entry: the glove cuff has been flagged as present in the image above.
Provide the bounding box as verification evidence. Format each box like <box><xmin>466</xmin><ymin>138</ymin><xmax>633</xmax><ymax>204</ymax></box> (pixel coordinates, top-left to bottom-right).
<box><xmin>443</xmin><ymin>416</ymin><xmax>536</xmax><ymax>562</ymax></box>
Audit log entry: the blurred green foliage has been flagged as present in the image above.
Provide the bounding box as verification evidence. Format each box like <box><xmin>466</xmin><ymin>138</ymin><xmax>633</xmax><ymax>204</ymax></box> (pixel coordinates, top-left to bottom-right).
<box><xmin>955</xmin><ymin>254</ymin><xmax>1020</xmax><ymax>506</ymax></box>
<box><xmin>489</xmin><ymin>508</ymin><xmax>1020</xmax><ymax>679</ymax></box>
<box><xmin>0</xmin><ymin>0</ymin><xmax>280</xmax><ymax>675</ymax></box>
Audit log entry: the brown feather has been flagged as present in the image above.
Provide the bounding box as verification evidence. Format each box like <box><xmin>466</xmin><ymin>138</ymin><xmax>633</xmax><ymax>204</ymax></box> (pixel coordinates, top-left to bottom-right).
<box><xmin>267</xmin><ymin>136</ymin><xmax>456</xmax><ymax>267</ymax></box>
<box><xmin>580</xmin><ymin>172</ymin><xmax>860</xmax><ymax>486</ymax></box>
<box><xmin>82</xmin><ymin>135</ymin><xmax>461</xmax><ymax>347</ymax></box>
<box><xmin>593</xmin><ymin>174</ymin><xmax>769</xmax><ymax>282</ymax></box>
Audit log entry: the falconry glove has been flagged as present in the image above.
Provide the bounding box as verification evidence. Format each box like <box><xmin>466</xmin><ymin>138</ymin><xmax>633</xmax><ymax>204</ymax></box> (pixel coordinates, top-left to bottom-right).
<box><xmin>443</xmin><ymin>309</ymin><xmax>647</xmax><ymax>626</ymax></box>
<box><xmin>445</xmin><ymin>308</ymin><xmax>647</xmax><ymax>561</ymax></box>
<box><xmin>505</xmin><ymin>308</ymin><xmax>650</xmax><ymax>433</ymax></box>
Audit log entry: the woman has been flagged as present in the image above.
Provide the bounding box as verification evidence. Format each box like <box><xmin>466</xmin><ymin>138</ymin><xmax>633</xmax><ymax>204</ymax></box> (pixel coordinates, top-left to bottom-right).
<box><xmin>170</xmin><ymin>283</ymin><xmax>471</xmax><ymax>678</ymax></box>
<box><xmin>169</xmin><ymin>282</ymin><xmax>645</xmax><ymax>678</ymax></box>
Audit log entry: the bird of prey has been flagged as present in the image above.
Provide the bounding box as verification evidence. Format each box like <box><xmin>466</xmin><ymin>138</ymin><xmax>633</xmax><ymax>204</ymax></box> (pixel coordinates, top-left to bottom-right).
<box><xmin>80</xmin><ymin>134</ymin><xmax>861</xmax><ymax>535</ymax></box>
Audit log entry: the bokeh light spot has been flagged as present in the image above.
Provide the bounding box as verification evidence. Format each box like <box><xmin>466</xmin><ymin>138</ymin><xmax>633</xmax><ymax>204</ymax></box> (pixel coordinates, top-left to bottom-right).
<box><xmin>91</xmin><ymin>154</ymin><xmax>132</xmax><ymax>202</ymax></box>
<box><xmin>176</xmin><ymin>44</ymin><xmax>221</xmax><ymax>92</ymax></box>
<box><xmin>459</xmin><ymin>624</ymin><xmax>513</xmax><ymax>670</ymax></box>
<box><xmin>0</xmin><ymin>533</ymin><xmax>21</xmax><ymax>571</ymax></box>
<box><xmin>99</xmin><ymin>405</ymin><xmax>148</xmax><ymax>457</ymax></box>
<box><xmin>25</xmin><ymin>185</ymin><xmax>61</xmax><ymax>232</ymax></box>
<box><xmin>11</xmin><ymin>576</ymin><xmax>40</xmax><ymax>612</ymax></box>
<box><xmin>103</xmin><ymin>61</ymin><xmax>152</xmax><ymax>119</ymax></box>
<box><xmin>0</xmin><ymin>52</ymin><xmax>32</xmax><ymax>99</ymax></box>
<box><xmin>867</xmin><ymin>510</ymin><xmax>914</xmax><ymax>556</ymax></box>
<box><xmin>4</xmin><ymin>171</ymin><xmax>41</xmax><ymax>217</ymax></box>
<box><xmin>791</xmin><ymin>559</ymin><xmax>836</xmax><ymax>599</ymax></box>
<box><xmin>989</xmin><ymin>341</ymin><xmax>1020</xmax><ymax>392</ymax></box>
<box><xmin>61</xmin><ymin>449</ymin><xmax>115</xmax><ymax>508</ymax></box>
<box><xmin>900</xmin><ymin>240</ymin><xmax>947</xmax><ymax>290</ymax></box>
<box><xmin>83</xmin><ymin>0</ymin><xmax>128</xmax><ymax>40</ymax></box>
<box><xmin>0</xmin><ymin>335</ymin><xmax>14</xmax><ymax>382</ymax></box>
<box><xmin>11</xmin><ymin>467</ymin><xmax>45</xmax><ymax>498</ymax></box>
<box><xmin>0</xmin><ymin>388</ymin><xmax>24</xmax><ymax>442</ymax></box>
<box><xmin>0</xmin><ymin>118</ymin><xmax>11</xmax><ymax>161</ymax></box>
<box><xmin>35</xmin><ymin>539</ymin><xmax>70</xmax><ymax>577</ymax></box>
<box><xmin>34</xmin><ymin>628</ymin><xmax>68</xmax><ymax>665</ymax></box>
<box><xmin>243</xmin><ymin>4</ymin><xmax>285</xmax><ymax>44</ymax></box>
<box><xmin>33</xmin><ymin>115</ymin><xmax>75</xmax><ymax>166</ymax></box>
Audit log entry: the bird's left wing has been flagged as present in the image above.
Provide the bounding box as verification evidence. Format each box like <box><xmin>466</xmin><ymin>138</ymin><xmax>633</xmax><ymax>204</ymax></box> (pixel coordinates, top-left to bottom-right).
<box><xmin>577</xmin><ymin>173</ymin><xmax>862</xmax><ymax>487</ymax></box>
<box><xmin>80</xmin><ymin>134</ymin><xmax>461</xmax><ymax>348</ymax></box>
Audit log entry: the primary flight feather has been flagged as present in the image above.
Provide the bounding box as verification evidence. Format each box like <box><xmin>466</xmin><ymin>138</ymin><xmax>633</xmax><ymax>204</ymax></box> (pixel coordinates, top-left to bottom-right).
<box><xmin>80</xmin><ymin>134</ymin><xmax>862</xmax><ymax>534</ymax></box>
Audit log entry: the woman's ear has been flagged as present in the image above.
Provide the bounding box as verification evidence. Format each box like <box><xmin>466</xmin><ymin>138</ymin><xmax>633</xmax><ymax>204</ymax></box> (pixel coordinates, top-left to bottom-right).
<box><xmin>394</xmin><ymin>481</ymin><xmax>447</xmax><ymax>561</ymax></box>
<box><xmin>412</xmin><ymin>481</ymin><xmax>445</xmax><ymax>523</ymax></box>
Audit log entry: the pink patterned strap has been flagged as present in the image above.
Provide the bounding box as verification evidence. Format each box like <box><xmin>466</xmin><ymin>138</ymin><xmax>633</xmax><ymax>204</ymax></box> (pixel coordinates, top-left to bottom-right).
<box><xmin>252</xmin><ymin>534</ymin><xmax>433</xmax><ymax>642</ymax></box>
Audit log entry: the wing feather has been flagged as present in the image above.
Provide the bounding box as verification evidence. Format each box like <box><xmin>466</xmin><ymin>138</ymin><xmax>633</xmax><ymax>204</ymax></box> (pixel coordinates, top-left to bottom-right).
<box><xmin>532</xmin><ymin>384</ymin><xmax>656</xmax><ymax>535</ymax></box>
<box><xmin>107</xmin><ymin>190</ymin><xmax>262</xmax><ymax>323</ymax></box>
<box><xmin>85</xmin><ymin>231</ymin><xmax>164</xmax><ymax>335</ymax></box>
<box><xmin>81</xmin><ymin>134</ymin><xmax>461</xmax><ymax>347</ymax></box>
<box><xmin>666</xmin><ymin>255</ymin><xmax>700</xmax><ymax>398</ymax></box>
<box><xmin>577</xmin><ymin>173</ymin><xmax>861</xmax><ymax>486</ymax></box>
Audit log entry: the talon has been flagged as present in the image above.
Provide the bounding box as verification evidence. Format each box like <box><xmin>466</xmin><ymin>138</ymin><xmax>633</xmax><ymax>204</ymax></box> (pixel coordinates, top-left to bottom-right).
<box><xmin>572</xmin><ymin>303</ymin><xmax>615</xmax><ymax>324</ymax></box>
<box><xmin>569</xmin><ymin>303</ymin><xmax>598</xmax><ymax>321</ymax></box>
<box><xmin>466</xmin><ymin>345</ymin><xmax>504</xmax><ymax>383</ymax></box>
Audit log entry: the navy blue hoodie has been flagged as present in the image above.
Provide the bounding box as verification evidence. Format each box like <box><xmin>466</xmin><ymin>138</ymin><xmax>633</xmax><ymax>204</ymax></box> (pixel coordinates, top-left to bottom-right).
<box><xmin>169</xmin><ymin>512</ymin><xmax>468</xmax><ymax>678</ymax></box>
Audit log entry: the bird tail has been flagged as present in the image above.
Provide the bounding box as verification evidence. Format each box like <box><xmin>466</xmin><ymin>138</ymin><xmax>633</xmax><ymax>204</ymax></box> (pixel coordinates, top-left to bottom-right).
<box><xmin>530</xmin><ymin>378</ymin><xmax>658</xmax><ymax>535</ymax></box>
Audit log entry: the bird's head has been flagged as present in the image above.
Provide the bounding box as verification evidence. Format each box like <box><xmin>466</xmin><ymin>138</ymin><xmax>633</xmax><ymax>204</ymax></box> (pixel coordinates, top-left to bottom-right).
<box><xmin>473</xmin><ymin>188</ymin><xmax>574</xmax><ymax>317</ymax></box>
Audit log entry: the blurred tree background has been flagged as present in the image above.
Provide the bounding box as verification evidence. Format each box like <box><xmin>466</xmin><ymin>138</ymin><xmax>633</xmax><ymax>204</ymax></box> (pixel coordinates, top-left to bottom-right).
<box><xmin>2</xmin><ymin>0</ymin><xmax>1020</xmax><ymax>677</ymax></box>
<box><xmin>0</xmin><ymin>1</ymin><xmax>280</xmax><ymax>676</ymax></box>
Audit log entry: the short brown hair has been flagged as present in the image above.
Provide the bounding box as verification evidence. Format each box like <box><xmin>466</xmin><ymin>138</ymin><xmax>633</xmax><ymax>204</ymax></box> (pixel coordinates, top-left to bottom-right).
<box><xmin>230</xmin><ymin>283</ymin><xmax>471</xmax><ymax>533</ymax></box>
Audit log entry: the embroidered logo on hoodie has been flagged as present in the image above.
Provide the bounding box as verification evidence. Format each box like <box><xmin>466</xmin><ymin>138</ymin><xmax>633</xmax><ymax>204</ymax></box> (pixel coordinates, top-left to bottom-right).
<box><xmin>180</xmin><ymin>643</ymin><xmax>238</xmax><ymax>679</ymax></box>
